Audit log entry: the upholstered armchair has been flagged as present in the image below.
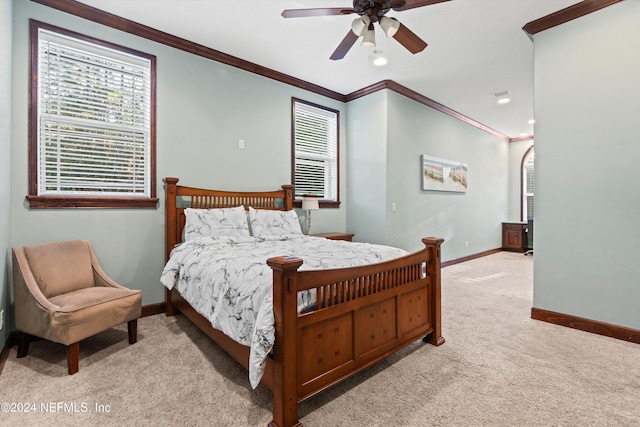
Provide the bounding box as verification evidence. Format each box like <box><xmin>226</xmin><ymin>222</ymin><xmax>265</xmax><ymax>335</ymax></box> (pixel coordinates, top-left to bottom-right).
<box><xmin>12</xmin><ymin>240</ymin><xmax>142</xmax><ymax>374</ymax></box>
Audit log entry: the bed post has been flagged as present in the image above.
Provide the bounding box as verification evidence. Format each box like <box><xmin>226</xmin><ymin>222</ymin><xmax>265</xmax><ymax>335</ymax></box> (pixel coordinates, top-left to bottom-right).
<box><xmin>164</xmin><ymin>177</ymin><xmax>179</xmax><ymax>317</ymax></box>
<box><xmin>281</xmin><ymin>184</ymin><xmax>294</xmax><ymax>211</ymax></box>
<box><xmin>267</xmin><ymin>255</ymin><xmax>304</xmax><ymax>427</ymax></box>
<box><xmin>423</xmin><ymin>237</ymin><xmax>445</xmax><ymax>346</ymax></box>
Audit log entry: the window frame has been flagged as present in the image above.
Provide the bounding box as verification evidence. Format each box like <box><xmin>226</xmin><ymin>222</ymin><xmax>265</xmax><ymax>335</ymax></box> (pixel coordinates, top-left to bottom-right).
<box><xmin>27</xmin><ymin>20</ymin><xmax>157</xmax><ymax>209</ymax></box>
<box><xmin>291</xmin><ymin>98</ymin><xmax>340</xmax><ymax>209</ymax></box>
<box><xmin>521</xmin><ymin>145</ymin><xmax>534</xmax><ymax>221</ymax></box>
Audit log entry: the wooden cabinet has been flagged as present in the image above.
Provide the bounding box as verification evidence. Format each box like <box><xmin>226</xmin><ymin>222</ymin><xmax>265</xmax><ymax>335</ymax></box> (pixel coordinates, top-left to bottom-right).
<box><xmin>502</xmin><ymin>222</ymin><xmax>527</xmax><ymax>252</ymax></box>
<box><xmin>313</xmin><ymin>232</ymin><xmax>355</xmax><ymax>242</ymax></box>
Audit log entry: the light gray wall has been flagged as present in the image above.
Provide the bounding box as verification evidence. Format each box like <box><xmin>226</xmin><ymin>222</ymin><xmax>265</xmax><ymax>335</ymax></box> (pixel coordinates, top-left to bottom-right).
<box><xmin>347</xmin><ymin>90</ymin><xmax>509</xmax><ymax>260</ymax></box>
<box><xmin>1</xmin><ymin>0</ymin><xmax>13</xmax><ymax>344</ymax></box>
<box><xmin>386</xmin><ymin>92</ymin><xmax>509</xmax><ymax>258</ymax></box>
<box><xmin>345</xmin><ymin>91</ymin><xmax>388</xmax><ymax>245</ymax></box>
<box><xmin>10</xmin><ymin>0</ymin><xmax>346</xmax><ymax>307</ymax></box>
<box><xmin>533</xmin><ymin>1</ymin><xmax>640</xmax><ymax>329</ymax></box>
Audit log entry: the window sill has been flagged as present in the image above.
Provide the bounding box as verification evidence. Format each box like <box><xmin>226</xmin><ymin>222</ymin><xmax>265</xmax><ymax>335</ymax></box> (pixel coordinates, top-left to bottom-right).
<box><xmin>26</xmin><ymin>196</ymin><xmax>159</xmax><ymax>209</ymax></box>
<box><xmin>293</xmin><ymin>200</ymin><xmax>341</xmax><ymax>209</ymax></box>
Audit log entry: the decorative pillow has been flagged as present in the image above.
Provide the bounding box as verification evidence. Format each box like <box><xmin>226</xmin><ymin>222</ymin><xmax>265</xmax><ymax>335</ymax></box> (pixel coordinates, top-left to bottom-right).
<box><xmin>248</xmin><ymin>207</ymin><xmax>303</xmax><ymax>236</ymax></box>
<box><xmin>183</xmin><ymin>206</ymin><xmax>250</xmax><ymax>240</ymax></box>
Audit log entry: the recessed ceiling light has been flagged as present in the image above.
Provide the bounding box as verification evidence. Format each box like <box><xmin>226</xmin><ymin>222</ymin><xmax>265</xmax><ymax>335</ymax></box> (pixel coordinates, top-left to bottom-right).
<box><xmin>492</xmin><ymin>90</ymin><xmax>511</xmax><ymax>105</ymax></box>
<box><xmin>520</xmin><ymin>133</ymin><xmax>529</xmax><ymax>137</ymax></box>
<box><xmin>528</xmin><ymin>119</ymin><xmax>535</xmax><ymax>124</ymax></box>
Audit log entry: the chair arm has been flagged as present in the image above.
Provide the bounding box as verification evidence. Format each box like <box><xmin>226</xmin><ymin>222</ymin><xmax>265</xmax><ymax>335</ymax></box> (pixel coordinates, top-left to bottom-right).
<box><xmin>85</xmin><ymin>241</ymin><xmax>127</xmax><ymax>289</ymax></box>
<box><xmin>12</xmin><ymin>248</ymin><xmax>57</xmax><ymax>338</ymax></box>
<box><xmin>92</xmin><ymin>266</ymin><xmax>126</xmax><ymax>289</ymax></box>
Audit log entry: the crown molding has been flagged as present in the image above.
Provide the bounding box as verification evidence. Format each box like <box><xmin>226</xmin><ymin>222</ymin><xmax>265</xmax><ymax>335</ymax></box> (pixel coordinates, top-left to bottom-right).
<box><xmin>33</xmin><ymin>0</ymin><xmax>532</xmax><ymax>142</ymax></box>
<box><xmin>31</xmin><ymin>0</ymin><xmax>345</xmax><ymax>102</ymax></box>
<box><xmin>523</xmin><ymin>0</ymin><xmax>623</xmax><ymax>37</ymax></box>
<box><xmin>347</xmin><ymin>80</ymin><xmax>513</xmax><ymax>142</ymax></box>
<box><xmin>509</xmin><ymin>135</ymin><xmax>534</xmax><ymax>143</ymax></box>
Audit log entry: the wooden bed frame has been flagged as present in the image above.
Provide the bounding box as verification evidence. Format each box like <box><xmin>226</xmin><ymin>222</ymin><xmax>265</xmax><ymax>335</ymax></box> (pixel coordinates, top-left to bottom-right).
<box><xmin>163</xmin><ymin>177</ymin><xmax>444</xmax><ymax>427</ymax></box>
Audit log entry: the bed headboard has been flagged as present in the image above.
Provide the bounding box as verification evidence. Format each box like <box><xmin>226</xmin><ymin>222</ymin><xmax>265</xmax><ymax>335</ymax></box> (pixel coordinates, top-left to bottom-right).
<box><xmin>164</xmin><ymin>177</ymin><xmax>294</xmax><ymax>262</ymax></box>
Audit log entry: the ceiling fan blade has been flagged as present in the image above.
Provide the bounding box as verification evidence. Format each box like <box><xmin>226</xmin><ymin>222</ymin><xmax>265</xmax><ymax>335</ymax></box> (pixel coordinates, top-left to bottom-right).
<box><xmin>281</xmin><ymin>8</ymin><xmax>355</xmax><ymax>18</ymax></box>
<box><xmin>390</xmin><ymin>0</ymin><xmax>450</xmax><ymax>12</ymax></box>
<box><xmin>392</xmin><ymin>23</ymin><xmax>428</xmax><ymax>54</ymax></box>
<box><xmin>330</xmin><ymin>31</ymin><xmax>359</xmax><ymax>60</ymax></box>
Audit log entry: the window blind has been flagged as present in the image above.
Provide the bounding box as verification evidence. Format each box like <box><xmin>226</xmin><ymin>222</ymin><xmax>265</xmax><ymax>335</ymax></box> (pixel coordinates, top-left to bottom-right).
<box><xmin>293</xmin><ymin>101</ymin><xmax>338</xmax><ymax>201</ymax></box>
<box><xmin>524</xmin><ymin>150</ymin><xmax>535</xmax><ymax>219</ymax></box>
<box><xmin>38</xmin><ymin>29</ymin><xmax>151</xmax><ymax>197</ymax></box>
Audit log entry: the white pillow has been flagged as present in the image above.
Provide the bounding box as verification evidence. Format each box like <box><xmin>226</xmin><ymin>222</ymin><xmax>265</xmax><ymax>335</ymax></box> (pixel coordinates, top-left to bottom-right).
<box><xmin>248</xmin><ymin>207</ymin><xmax>303</xmax><ymax>236</ymax></box>
<box><xmin>183</xmin><ymin>206</ymin><xmax>250</xmax><ymax>240</ymax></box>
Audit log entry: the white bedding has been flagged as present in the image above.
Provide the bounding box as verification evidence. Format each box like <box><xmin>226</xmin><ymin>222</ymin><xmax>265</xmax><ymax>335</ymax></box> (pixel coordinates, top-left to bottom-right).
<box><xmin>160</xmin><ymin>234</ymin><xmax>407</xmax><ymax>388</ymax></box>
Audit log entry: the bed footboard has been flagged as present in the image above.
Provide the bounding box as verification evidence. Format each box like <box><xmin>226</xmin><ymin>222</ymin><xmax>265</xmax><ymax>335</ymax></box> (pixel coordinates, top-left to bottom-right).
<box><xmin>163</xmin><ymin>177</ymin><xmax>444</xmax><ymax>427</ymax></box>
<box><xmin>267</xmin><ymin>237</ymin><xmax>444</xmax><ymax>427</ymax></box>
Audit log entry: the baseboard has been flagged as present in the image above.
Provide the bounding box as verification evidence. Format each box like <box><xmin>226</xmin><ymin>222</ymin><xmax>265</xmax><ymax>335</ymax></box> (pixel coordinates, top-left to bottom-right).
<box><xmin>141</xmin><ymin>302</ymin><xmax>166</xmax><ymax>317</ymax></box>
<box><xmin>531</xmin><ymin>307</ymin><xmax>640</xmax><ymax>345</ymax></box>
<box><xmin>442</xmin><ymin>248</ymin><xmax>502</xmax><ymax>268</ymax></box>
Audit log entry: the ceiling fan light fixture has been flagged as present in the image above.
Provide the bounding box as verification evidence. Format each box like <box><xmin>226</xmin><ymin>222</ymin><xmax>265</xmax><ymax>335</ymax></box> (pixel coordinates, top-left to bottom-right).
<box><xmin>379</xmin><ymin>16</ymin><xmax>400</xmax><ymax>38</ymax></box>
<box><xmin>373</xmin><ymin>57</ymin><xmax>387</xmax><ymax>66</ymax></box>
<box><xmin>282</xmin><ymin>1</ymin><xmax>437</xmax><ymax>61</ymax></box>
<box><xmin>361</xmin><ymin>25</ymin><xmax>376</xmax><ymax>47</ymax></box>
<box><xmin>370</xmin><ymin>49</ymin><xmax>388</xmax><ymax>66</ymax></box>
<box><xmin>351</xmin><ymin>15</ymin><xmax>370</xmax><ymax>36</ymax></box>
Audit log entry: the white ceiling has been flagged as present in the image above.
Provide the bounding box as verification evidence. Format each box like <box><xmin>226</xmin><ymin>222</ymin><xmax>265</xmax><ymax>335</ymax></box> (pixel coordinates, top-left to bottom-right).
<box><xmin>76</xmin><ymin>0</ymin><xmax>579</xmax><ymax>139</ymax></box>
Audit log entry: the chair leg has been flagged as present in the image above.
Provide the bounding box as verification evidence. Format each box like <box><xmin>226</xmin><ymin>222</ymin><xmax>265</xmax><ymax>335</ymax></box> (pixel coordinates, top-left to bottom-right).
<box><xmin>17</xmin><ymin>332</ymin><xmax>30</xmax><ymax>358</ymax></box>
<box><xmin>128</xmin><ymin>319</ymin><xmax>138</xmax><ymax>344</ymax></box>
<box><xmin>67</xmin><ymin>342</ymin><xmax>79</xmax><ymax>375</ymax></box>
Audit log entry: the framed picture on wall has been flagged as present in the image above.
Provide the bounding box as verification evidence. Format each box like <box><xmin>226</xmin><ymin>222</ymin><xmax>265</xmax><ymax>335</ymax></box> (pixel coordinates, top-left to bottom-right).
<box><xmin>421</xmin><ymin>155</ymin><xmax>468</xmax><ymax>193</ymax></box>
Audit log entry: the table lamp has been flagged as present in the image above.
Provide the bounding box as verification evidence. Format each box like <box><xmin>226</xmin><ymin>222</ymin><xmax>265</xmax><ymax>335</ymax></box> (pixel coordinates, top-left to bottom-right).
<box><xmin>301</xmin><ymin>194</ymin><xmax>319</xmax><ymax>235</ymax></box>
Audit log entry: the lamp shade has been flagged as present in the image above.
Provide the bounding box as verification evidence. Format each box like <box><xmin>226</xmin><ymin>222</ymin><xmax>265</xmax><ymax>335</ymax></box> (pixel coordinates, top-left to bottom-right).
<box><xmin>351</xmin><ymin>15</ymin><xmax>371</xmax><ymax>36</ymax></box>
<box><xmin>361</xmin><ymin>25</ymin><xmax>376</xmax><ymax>47</ymax></box>
<box><xmin>302</xmin><ymin>194</ymin><xmax>319</xmax><ymax>211</ymax></box>
<box><xmin>379</xmin><ymin>16</ymin><xmax>400</xmax><ymax>38</ymax></box>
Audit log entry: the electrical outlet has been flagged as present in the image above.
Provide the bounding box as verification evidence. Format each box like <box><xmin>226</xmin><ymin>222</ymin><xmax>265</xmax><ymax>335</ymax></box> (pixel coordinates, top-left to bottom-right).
<box><xmin>465</xmin><ymin>241</ymin><xmax>469</xmax><ymax>248</ymax></box>
<box><xmin>238</xmin><ymin>139</ymin><xmax>245</xmax><ymax>149</ymax></box>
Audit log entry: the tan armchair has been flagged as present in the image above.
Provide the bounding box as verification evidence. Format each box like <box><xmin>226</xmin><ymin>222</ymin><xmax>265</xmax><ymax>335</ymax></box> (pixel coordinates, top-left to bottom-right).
<box><xmin>12</xmin><ymin>240</ymin><xmax>142</xmax><ymax>375</ymax></box>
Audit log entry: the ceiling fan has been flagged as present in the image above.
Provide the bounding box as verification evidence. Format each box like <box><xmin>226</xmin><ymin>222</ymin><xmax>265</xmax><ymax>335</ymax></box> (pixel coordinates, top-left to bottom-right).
<box><xmin>281</xmin><ymin>0</ymin><xmax>450</xmax><ymax>60</ymax></box>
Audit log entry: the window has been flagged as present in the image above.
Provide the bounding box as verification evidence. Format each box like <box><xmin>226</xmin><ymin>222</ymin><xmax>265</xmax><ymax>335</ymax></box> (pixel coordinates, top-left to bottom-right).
<box><xmin>291</xmin><ymin>98</ymin><xmax>339</xmax><ymax>207</ymax></box>
<box><xmin>522</xmin><ymin>147</ymin><xmax>534</xmax><ymax>220</ymax></box>
<box><xmin>28</xmin><ymin>20</ymin><xmax>157</xmax><ymax>208</ymax></box>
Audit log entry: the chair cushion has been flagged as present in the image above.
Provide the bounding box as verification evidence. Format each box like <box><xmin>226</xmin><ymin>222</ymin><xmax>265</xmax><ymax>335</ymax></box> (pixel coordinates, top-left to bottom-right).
<box><xmin>23</xmin><ymin>240</ymin><xmax>95</xmax><ymax>298</ymax></box>
<box><xmin>48</xmin><ymin>287</ymin><xmax>142</xmax><ymax>346</ymax></box>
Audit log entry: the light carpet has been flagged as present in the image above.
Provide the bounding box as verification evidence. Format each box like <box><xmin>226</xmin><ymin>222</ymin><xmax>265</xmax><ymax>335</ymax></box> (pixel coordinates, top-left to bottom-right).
<box><xmin>1</xmin><ymin>252</ymin><xmax>639</xmax><ymax>426</ymax></box>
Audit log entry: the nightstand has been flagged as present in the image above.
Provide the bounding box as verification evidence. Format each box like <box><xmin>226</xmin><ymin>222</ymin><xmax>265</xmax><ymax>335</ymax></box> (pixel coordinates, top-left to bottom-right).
<box><xmin>312</xmin><ymin>232</ymin><xmax>355</xmax><ymax>242</ymax></box>
<box><xmin>502</xmin><ymin>222</ymin><xmax>528</xmax><ymax>252</ymax></box>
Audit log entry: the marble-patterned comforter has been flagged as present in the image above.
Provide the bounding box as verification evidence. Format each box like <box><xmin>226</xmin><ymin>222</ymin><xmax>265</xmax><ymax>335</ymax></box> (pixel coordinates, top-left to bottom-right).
<box><xmin>160</xmin><ymin>235</ymin><xmax>407</xmax><ymax>388</ymax></box>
